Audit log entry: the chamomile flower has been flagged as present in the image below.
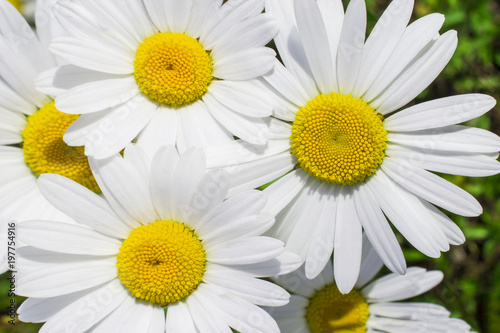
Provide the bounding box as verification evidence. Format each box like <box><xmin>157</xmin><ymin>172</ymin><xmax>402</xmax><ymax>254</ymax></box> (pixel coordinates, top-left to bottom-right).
<box><xmin>0</xmin><ymin>0</ymin><xmax>97</xmax><ymax>222</ymax></box>
<box><xmin>270</xmin><ymin>239</ymin><xmax>473</xmax><ymax>333</ymax></box>
<box><xmin>17</xmin><ymin>146</ymin><xmax>301</xmax><ymax>332</ymax></box>
<box><xmin>205</xmin><ymin>0</ymin><xmax>500</xmax><ymax>293</ymax></box>
<box><xmin>39</xmin><ymin>0</ymin><xmax>278</xmax><ymax>159</ymax></box>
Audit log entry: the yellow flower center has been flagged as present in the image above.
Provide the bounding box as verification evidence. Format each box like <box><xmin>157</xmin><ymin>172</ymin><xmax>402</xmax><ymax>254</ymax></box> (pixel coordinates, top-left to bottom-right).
<box><xmin>21</xmin><ymin>102</ymin><xmax>99</xmax><ymax>193</ymax></box>
<box><xmin>134</xmin><ymin>32</ymin><xmax>213</xmax><ymax>107</ymax></box>
<box><xmin>291</xmin><ymin>93</ymin><xmax>387</xmax><ymax>185</ymax></box>
<box><xmin>7</xmin><ymin>0</ymin><xmax>22</xmax><ymax>11</ymax></box>
<box><xmin>116</xmin><ymin>220</ymin><xmax>206</xmax><ymax>306</ymax></box>
<box><xmin>306</xmin><ymin>284</ymin><xmax>369</xmax><ymax>333</ymax></box>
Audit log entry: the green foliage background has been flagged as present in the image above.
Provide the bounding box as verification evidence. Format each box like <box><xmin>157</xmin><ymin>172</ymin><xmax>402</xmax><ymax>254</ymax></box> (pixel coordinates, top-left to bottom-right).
<box><xmin>1</xmin><ymin>0</ymin><xmax>499</xmax><ymax>332</ymax></box>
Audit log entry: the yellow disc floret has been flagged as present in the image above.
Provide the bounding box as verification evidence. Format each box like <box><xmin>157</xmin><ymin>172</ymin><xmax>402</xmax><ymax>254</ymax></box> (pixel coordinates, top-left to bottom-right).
<box><xmin>22</xmin><ymin>102</ymin><xmax>99</xmax><ymax>193</ymax></box>
<box><xmin>306</xmin><ymin>284</ymin><xmax>369</xmax><ymax>333</ymax></box>
<box><xmin>117</xmin><ymin>220</ymin><xmax>206</xmax><ymax>306</ymax></box>
<box><xmin>291</xmin><ymin>93</ymin><xmax>387</xmax><ymax>185</ymax></box>
<box><xmin>134</xmin><ymin>32</ymin><xmax>213</xmax><ymax>106</ymax></box>
<box><xmin>7</xmin><ymin>0</ymin><xmax>22</xmax><ymax>11</ymax></box>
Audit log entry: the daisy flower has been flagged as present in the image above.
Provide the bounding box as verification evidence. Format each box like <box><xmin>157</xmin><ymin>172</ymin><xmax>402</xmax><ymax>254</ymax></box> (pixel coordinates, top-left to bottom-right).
<box><xmin>269</xmin><ymin>238</ymin><xmax>473</xmax><ymax>333</ymax></box>
<box><xmin>205</xmin><ymin>0</ymin><xmax>500</xmax><ymax>293</ymax></box>
<box><xmin>39</xmin><ymin>0</ymin><xmax>278</xmax><ymax>159</ymax></box>
<box><xmin>17</xmin><ymin>146</ymin><xmax>302</xmax><ymax>332</ymax></box>
<box><xmin>0</xmin><ymin>0</ymin><xmax>96</xmax><ymax>222</ymax></box>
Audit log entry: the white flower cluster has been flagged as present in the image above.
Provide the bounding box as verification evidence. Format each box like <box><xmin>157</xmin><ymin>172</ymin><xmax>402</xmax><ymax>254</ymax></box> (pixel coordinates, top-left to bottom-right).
<box><xmin>0</xmin><ymin>0</ymin><xmax>497</xmax><ymax>332</ymax></box>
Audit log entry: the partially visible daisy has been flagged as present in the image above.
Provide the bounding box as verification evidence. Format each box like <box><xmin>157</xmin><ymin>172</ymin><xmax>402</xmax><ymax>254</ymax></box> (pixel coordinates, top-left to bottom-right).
<box><xmin>270</xmin><ymin>238</ymin><xmax>474</xmax><ymax>333</ymax></box>
<box><xmin>0</xmin><ymin>0</ymin><xmax>95</xmax><ymax>222</ymax></box>
<box><xmin>17</xmin><ymin>146</ymin><xmax>301</xmax><ymax>332</ymax></box>
<box><xmin>205</xmin><ymin>0</ymin><xmax>500</xmax><ymax>293</ymax></box>
<box><xmin>38</xmin><ymin>0</ymin><xmax>278</xmax><ymax>159</ymax></box>
<box><xmin>7</xmin><ymin>0</ymin><xmax>35</xmax><ymax>21</ymax></box>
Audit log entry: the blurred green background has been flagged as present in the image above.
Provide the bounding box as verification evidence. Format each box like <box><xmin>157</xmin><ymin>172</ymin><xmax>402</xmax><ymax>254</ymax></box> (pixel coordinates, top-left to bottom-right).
<box><xmin>1</xmin><ymin>0</ymin><xmax>499</xmax><ymax>332</ymax></box>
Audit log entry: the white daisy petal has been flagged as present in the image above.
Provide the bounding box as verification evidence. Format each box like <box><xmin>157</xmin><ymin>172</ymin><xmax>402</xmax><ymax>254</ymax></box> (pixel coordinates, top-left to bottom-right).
<box><xmin>269</xmin><ymin>179</ymin><xmax>316</xmax><ymax>253</ymax></box>
<box><xmin>224</xmin><ymin>251</ymin><xmax>302</xmax><ymax>278</ymax></box>
<box><xmin>186</xmin><ymin>290</ymin><xmax>233</xmax><ymax>333</ymax></box>
<box><xmin>143</xmin><ymin>0</ymin><xmax>169</xmax><ymax>32</ymax></box>
<box><xmin>196</xmin><ymin>190</ymin><xmax>267</xmax><ymax>235</ymax></box>
<box><xmin>55</xmin><ymin>76</ymin><xmax>139</xmax><ymax>114</ymax></box>
<box><xmin>367</xmin><ymin>317</ymin><xmax>460</xmax><ymax>332</ymax></box>
<box><xmin>278</xmin><ymin>180</ymin><xmax>326</xmax><ymax>260</ymax></box>
<box><xmin>149</xmin><ymin>145</ymin><xmax>180</xmax><ymax>220</ymax></box>
<box><xmin>362</xmin><ymin>268</ymin><xmax>444</xmax><ymax>302</ymax></box>
<box><xmin>204</xmin><ymin>92</ymin><xmax>269</xmax><ymax>144</ymax></box>
<box><xmin>201</xmin><ymin>284</ymin><xmax>282</xmax><ymax>333</ymax></box>
<box><xmin>166</xmin><ymin>301</ymin><xmax>197</xmax><ymax>333</ymax></box>
<box><xmin>204</xmin><ymin>269</ymin><xmax>290</xmax><ymax>306</ymax></box>
<box><xmin>135</xmin><ymin>107</ymin><xmax>177</xmax><ymax>159</ymax></box>
<box><xmin>369</xmin><ymin>302</ymin><xmax>450</xmax><ymax>320</ymax></box>
<box><xmin>165</xmin><ymin>0</ymin><xmax>192</xmax><ymax>33</ymax></box>
<box><xmin>167</xmin><ymin>147</ymin><xmax>207</xmax><ymax>221</ymax></box>
<box><xmin>176</xmin><ymin>101</ymin><xmax>233</xmax><ymax>153</ymax></box>
<box><xmin>334</xmin><ymin>186</ymin><xmax>363</xmax><ymax>294</ymax></box>
<box><xmin>386</xmin><ymin>144</ymin><xmax>500</xmax><ymax>177</ymax></box>
<box><xmin>113</xmin><ymin>0</ymin><xmax>157</xmax><ymax>42</ymax></box>
<box><xmin>207</xmin><ymin>236</ymin><xmax>284</xmax><ymax>265</ymax></box>
<box><xmin>62</xmin><ymin>108</ymin><xmax>112</xmax><ymax>146</ymax></box>
<box><xmin>147</xmin><ymin>306</ymin><xmax>166</xmax><ymax>333</ymax></box>
<box><xmin>186</xmin><ymin>169</ymin><xmax>231</xmax><ymax>223</ymax></box>
<box><xmin>212</xmin><ymin>47</ymin><xmax>276</xmax><ymax>81</ymax></box>
<box><xmin>262</xmin><ymin>169</ymin><xmax>308</xmax><ymax>217</ymax></box>
<box><xmin>382</xmin><ymin>157</ymin><xmax>482</xmax><ymax>217</ymax></box>
<box><xmin>200</xmin><ymin>0</ymin><xmax>265</xmax><ymax>49</ymax></box>
<box><xmin>353</xmin><ymin>184</ymin><xmax>406</xmax><ymax>275</ymax></box>
<box><xmin>272</xmin><ymin>266</ymin><xmax>318</xmax><ymax>298</ymax></box>
<box><xmin>89</xmin><ymin>294</ymin><xmax>154</xmax><ymax>333</ymax></box>
<box><xmin>0</xmin><ymin>79</ymin><xmax>36</xmax><ymax>115</ymax></box>
<box><xmin>19</xmin><ymin>220</ymin><xmax>120</xmax><ymax>256</ymax></box>
<box><xmin>0</xmin><ymin>37</ymin><xmax>47</xmax><ymax>107</ymax></box>
<box><xmin>317</xmin><ymin>0</ymin><xmax>344</xmax><ymax>84</ymax></box>
<box><xmin>384</xmin><ymin>94</ymin><xmax>497</xmax><ymax>131</ymax></box>
<box><xmin>263</xmin><ymin>61</ymin><xmax>310</xmax><ymax>107</ymax></box>
<box><xmin>372</xmin><ymin>31</ymin><xmax>458</xmax><ymax>114</ymax></box>
<box><xmin>352</xmin><ymin>0</ymin><xmax>414</xmax><ymax>97</ymax></box>
<box><xmin>82</xmin><ymin>95</ymin><xmax>156</xmax><ymax>159</ymax></box>
<box><xmin>53</xmin><ymin>0</ymin><xmax>138</xmax><ymax>52</ymax></box>
<box><xmin>420</xmin><ymin>199</ymin><xmax>465</xmax><ymax>246</ymax></box>
<box><xmin>18</xmin><ymin>258</ymin><xmax>117</xmax><ymax>298</ymax></box>
<box><xmin>365</xmin><ymin>171</ymin><xmax>443</xmax><ymax>258</ymax></box>
<box><xmin>185</xmin><ymin>0</ymin><xmax>214</xmax><ymax>38</ymax></box>
<box><xmin>36</xmin><ymin>65</ymin><xmax>119</xmax><ymax>97</ymax></box>
<box><xmin>208</xmin><ymin>80</ymin><xmax>273</xmax><ymax>118</ymax></box>
<box><xmin>387</xmin><ymin>125</ymin><xmax>500</xmax><ymax>153</ymax></box>
<box><xmin>18</xmin><ymin>289</ymin><xmax>91</xmax><ymax>323</ymax></box>
<box><xmin>50</xmin><ymin>36</ymin><xmax>134</xmax><ymax>74</ymax></box>
<box><xmin>355</xmin><ymin>233</ymin><xmax>385</xmax><ymax>289</ymax></box>
<box><xmin>265</xmin><ymin>0</ymin><xmax>317</xmax><ymax>97</ymax></box>
<box><xmin>294</xmin><ymin>0</ymin><xmax>335</xmax><ymax>94</ymax></box>
<box><xmin>205</xmin><ymin>139</ymin><xmax>291</xmax><ymax>168</ymax></box>
<box><xmin>0</xmin><ymin>0</ymin><xmax>55</xmax><ymax>72</ymax></box>
<box><xmin>337</xmin><ymin>0</ymin><xmax>366</xmax><ymax>95</ymax></box>
<box><xmin>363</xmin><ymin>13</ymin><xmax>445</xmax><ymax>102</ymax></box>
<box><xmin>202</xmin><ymin>213</ymin><xmax>274</xmax><ymax>247</ymax></box>
<box><xmin>0</xmin><ymin>127</ymin><xmax>22</xmax><ymax>145</ymax></box>
<box><xmin>304</xmin><ymin>183</ymin><xmax>339</xmax><ymax>280</ymax></box>
<box><xmin>90</xmin><ymin>152</ymin><xmax>157</xmax><ymax>223</ymax></box>
<box><xmin>211</xmin><ymin>13</ymin><xmax>278</xmax><ymax>60</ymax></box>
<box><xmin>37</xmin><ymin>280</ymin><xmax>128</xmax><ymax>333</ymax></box>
